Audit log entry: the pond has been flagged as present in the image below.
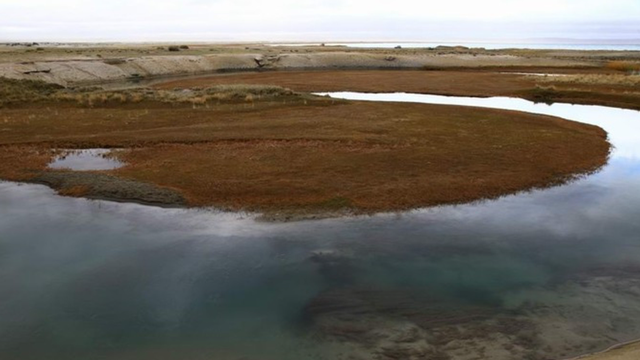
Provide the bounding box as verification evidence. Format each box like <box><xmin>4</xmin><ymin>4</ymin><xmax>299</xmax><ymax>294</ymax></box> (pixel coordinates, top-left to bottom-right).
<box><xmin>1</xmin><ymin>94</ymin><xmax>640</xmax><ymax>360</ymax></box>
<box><xmin>48</xmin><ymin>149</ymin><xmax>124</xmax><ymax>171</ymax></box>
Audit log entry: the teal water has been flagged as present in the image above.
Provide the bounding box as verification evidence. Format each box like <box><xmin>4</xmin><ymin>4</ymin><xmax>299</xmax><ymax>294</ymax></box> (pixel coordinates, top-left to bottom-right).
<box><xmin>2</xmin><ymin>95</ymin><xmax>640</xmax><ymax>359</ymax></box>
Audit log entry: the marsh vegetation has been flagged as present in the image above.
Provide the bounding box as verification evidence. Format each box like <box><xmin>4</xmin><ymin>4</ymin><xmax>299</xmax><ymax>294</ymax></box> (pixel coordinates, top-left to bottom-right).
<box><xmin>0</xmin><ymin>77</ymin><xmax>609</xmax><ymax>218</ymax></box>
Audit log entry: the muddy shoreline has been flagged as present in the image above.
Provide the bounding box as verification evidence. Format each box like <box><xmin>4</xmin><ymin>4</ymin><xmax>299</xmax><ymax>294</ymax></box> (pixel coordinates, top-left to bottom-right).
<box><xmin>568</xmin><ymin>339</ymin><xmax>640</xmax><ymax>360</ymax></box>
<box><xmin>32</xmin><ymin>171</ymin><xmax>186</xmax><ymax>207</ymax></box>
<box><xmin>25</xmin><ymin>172</ymin><xmax>357</xmax><ymax>221</ymax></box>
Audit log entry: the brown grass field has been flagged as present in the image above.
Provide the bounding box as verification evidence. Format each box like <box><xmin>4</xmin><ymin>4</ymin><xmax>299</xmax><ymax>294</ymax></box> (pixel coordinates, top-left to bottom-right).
<box><xmin>154</xmin><ymin>70</ymin><xmax>539</xmax><ymax>96</ymax></box>
<box><xmin>0</xmin><ymin>80</ymin><xmax>610</xmax><ymax>218</ymax></box>
<box><xmin>154</xmin><ymin>69</ymin><xmax>640</xmax><ymax>110</ymax></box>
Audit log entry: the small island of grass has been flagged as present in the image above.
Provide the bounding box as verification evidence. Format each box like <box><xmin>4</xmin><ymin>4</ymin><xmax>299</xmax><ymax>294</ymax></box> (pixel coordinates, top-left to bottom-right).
<box><xmin>0</xmin><ymin>77</ymin><xmax>610</xmax><ymax>220</ymax></box>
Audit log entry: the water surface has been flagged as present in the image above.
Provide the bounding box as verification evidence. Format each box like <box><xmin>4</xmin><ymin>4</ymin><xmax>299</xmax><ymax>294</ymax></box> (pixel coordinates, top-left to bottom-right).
<box><xmin>2</xmin><ymin>94</ymin><xmax>640</xmax><ymax>359</ymax></box>
<box><xmin>48</xmin><ymin>149</ymin><xmax>124</xmax><ymax>171</ymax></box>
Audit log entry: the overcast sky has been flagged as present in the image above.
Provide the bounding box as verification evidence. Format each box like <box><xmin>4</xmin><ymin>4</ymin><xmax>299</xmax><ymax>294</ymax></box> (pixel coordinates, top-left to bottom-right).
<box><xmin>1</xmin><ymin>0</ymin><xmax>639</xmax><ymax>42</ymax></box>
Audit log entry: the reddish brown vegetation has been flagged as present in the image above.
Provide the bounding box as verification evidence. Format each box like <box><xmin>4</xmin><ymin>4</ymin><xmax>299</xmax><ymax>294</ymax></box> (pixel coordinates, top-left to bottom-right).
<box><xmin>0</xmin><ymin>96</ymin><xmax>609</xmax><ymax>216</ymax></box>
<box><xmin>0</xmin><ymin>145</ymin><xmax>53</xmax><ymax>181</ymax></box>
<box><xmin>154</xmin><ymin>70</ymin><xmax>535</xmax><ymax>97</ymax></box>
<box><xmin>154</xmin><ymin>70</ymin><xmax>640</xmax><ymax>110</ymax></box>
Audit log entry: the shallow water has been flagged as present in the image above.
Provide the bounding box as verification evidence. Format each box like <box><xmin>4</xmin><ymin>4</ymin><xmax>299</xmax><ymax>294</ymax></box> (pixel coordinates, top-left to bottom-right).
<box><xmin>48</xmin><ymin>149</ymin><xmax>124</xmax><ymax>171</ymax></box>
<box><xmin>2</xmin><ymin>94</ymin><xmax>640</xmax><ymax>359</ymax></box>
<box><xmin>499</xmin><ymin>72</ymin><xmax>569</xmax><ymax>77</ymax></box>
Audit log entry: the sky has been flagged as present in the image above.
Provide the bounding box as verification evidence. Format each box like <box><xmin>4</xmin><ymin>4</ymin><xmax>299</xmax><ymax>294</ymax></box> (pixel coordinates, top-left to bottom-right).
<box><xmin>1</xmin><ymin>0</ymin><xmax>639</xmax><ymax>42</ymax></box>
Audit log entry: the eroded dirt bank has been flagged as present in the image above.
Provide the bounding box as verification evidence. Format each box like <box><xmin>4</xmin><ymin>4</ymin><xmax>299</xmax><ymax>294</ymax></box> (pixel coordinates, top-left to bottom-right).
<box><xmin>0</xmin><ymin>51</ymin><xmax>596</xmax><ymax>86</ymax></box>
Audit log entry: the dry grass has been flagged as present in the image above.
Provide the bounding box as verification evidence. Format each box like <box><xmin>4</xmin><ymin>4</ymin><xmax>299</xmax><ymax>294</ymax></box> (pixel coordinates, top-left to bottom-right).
<box><xmin>57</xmin><ymin>184</ymin><xmax>90</xmax><ymax>197</ymax></box>
<box><xmin>153</xmin><ymin>69</ymin><xmax>640</xmax><ymax>110</ymax></box>
<box><xmin>0</xmin><ymin>145</ymin><xmax>54</xmax><ymax>181</ymax></box>
<box><xmin>51</xmin><ymin>84</ymin><xmax>298</xmax><ymax>107</ymax></box>
<box><xmin>538</xmin><ymin>74</ymin><xmax>640</xmax><ymax>86</ymax></box>
<box><xmin>605</xmin><ymin>61</ymin><xmax>640</xmax><ymax>73</ymax></box>
<box><xmin>0</xmin><ymin>78</ymin><xmax>63</xmax><ymax>107</ymax></box>
<box><xmin>154</xmin><ymin>70</ymin><xmax>536</xmax><ymax>97</ymax></box>
<box><xmin>0</xmin><ymin>96</ymin><xmax>610</xmax><ymax>216</ymax></box>
<box><xmin>0</xmin><ymin>77</ymin><xmax>299</xmax><ymax>108</ymax></box>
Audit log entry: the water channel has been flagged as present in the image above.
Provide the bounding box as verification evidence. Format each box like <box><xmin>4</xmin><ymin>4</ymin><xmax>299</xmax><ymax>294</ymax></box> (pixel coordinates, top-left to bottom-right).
<box><xmin>1</xmin><ymin>93</ymin><xmax>639</xmax><ymax>359</ymax></box>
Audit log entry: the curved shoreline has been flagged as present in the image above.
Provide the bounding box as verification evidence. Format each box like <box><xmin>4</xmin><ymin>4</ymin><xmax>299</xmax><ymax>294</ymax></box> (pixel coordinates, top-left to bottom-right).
<box><xmin>1</xmin><ymin>91</ymin><xmax>637</xmax><ymax>360</ymax></box>
<box><xmin>153</xmin><ymin>69</ymin><xmax>640</xmax><ymax>111</ymax></box>
<box><xmin>566</xmin><ymin>339</ymin><xmax>640</xmax><ymax>360</ymax></box>
<box><xmin>0</xmin><ymin>92</ymin><xmax>611</xmax><ymax>221</ymax></box>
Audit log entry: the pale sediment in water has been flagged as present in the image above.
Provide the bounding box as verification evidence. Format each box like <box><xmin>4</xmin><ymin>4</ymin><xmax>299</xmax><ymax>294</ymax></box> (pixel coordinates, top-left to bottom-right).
<box><xmin>303</xmin><ymin>257</ymin><xmax>640</xmax><ymax>360</ymax></box>
<box><xmin>572</xmin><ymin>340</ymin><xmax>640</xmax><ymax>360</ymax></box>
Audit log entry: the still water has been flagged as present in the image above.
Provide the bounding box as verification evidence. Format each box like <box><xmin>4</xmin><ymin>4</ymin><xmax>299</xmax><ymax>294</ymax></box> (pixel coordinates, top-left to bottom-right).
<box><xmin>48</xmin><ymin>149</ymin><xmax>124</xmax><ymax>171</ymax></box>
<box><xmin>1</xmin><ymin>94</ymin><xmax>640</xmax><ymax>359</ymax></box>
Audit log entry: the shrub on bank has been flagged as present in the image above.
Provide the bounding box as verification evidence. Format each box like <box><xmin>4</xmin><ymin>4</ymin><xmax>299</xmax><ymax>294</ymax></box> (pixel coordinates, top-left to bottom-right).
<box><xmin>530</xmin><ymin>85</ymin><xmax>558</xmax><ymax>104</ymax></box>
<box><xmin>103</xmin><ymin>58</ymin><xmax>126</xmax><ymax>65</ymax></box>
<box><xmin>0</xmin><ymin>78</ymin><xmax>64</xmax><ymax>107</ymax></box>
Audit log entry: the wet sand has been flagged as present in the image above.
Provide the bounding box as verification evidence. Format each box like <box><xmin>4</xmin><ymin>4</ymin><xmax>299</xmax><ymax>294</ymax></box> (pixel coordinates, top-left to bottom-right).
<box><xmin>575</xmin><ymin>341</ymin><xmax>640</xmax><ymax>360</ymax></box>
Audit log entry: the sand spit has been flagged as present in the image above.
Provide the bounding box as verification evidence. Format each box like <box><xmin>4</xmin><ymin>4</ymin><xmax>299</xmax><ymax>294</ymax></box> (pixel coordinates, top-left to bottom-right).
<box><xmin>0</xmin><ymin>52</ymin><xmax>593</xmax><ymax>86</ymax></box>
<box><xmin>572</xmin><ymin>340</ymin><xmax>640</xmax><ymax>360</ymax></box>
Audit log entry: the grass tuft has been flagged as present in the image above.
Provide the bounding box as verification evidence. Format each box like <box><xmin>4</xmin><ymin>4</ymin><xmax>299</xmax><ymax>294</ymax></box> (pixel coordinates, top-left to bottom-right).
<box><xmin>529</xmin><ymin>85</ymin><xmax>558</xmax><ymax>104</ymax></box>
<box><xmin>605</xmin><ymin>61</ymin><xmax>640</xmax><ymax>73</ymax></box>
<box><xmin>538</xmin><ymin>74</ymin><xmax>640</xmax><ymax>87</ymax></box>
<box><xmin>1</xmin><ymin>78</ymin><xmax>298</xmax><ymax>108</ymax></box>
<box><xmin>0</xmin><ymin>77</ymin><xmax>64</xmax><ymax>107</ymax></box>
